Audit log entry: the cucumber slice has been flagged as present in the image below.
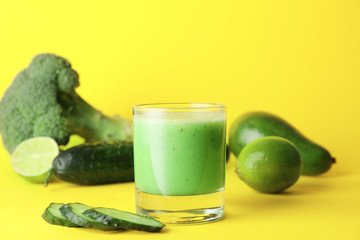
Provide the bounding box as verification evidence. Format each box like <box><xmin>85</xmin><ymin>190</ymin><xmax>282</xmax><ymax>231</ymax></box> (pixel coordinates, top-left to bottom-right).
<box><xmin>59</xmin><ymin>203</ymin><xmax>120</xmax><ymax>231</ymax></box>
<box><xmin>42</xmin><ymin>203</ymin><xmax>80</xmax><ymax>227</ymax></box>
<box><xmin>83</xmin><ymin>207</ymin><xmax>165</xmax><ymax>232</ymax></box>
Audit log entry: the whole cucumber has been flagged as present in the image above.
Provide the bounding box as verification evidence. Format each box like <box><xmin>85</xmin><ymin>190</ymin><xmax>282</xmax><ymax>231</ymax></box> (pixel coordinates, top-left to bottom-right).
<box><xmin>52</xmin><ymin>141</ymin><xmax>134</xmax><ymax>185</ymax></box>
<box><xmin>229</xmin><ymin>112</ymin><xmax>335</xmax><ymax>175</ymax></box>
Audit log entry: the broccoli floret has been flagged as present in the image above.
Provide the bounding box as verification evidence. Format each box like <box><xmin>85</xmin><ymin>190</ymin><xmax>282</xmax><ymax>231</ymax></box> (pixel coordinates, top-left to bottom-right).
<box><xmin>0</xmin><ymin>54</ymin><xmax>132</xmax><ymax>153</ymax></box>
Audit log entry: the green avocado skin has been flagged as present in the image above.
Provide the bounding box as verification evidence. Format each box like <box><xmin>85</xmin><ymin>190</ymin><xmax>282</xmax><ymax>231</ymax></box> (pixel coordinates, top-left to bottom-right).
<box><xmin>229</xmin><ymin>112</ymin><xmax>334</xmax><ymax>175</ymax></box>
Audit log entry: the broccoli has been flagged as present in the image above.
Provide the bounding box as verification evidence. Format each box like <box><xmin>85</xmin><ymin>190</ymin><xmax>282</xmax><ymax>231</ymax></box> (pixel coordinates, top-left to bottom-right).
<box><xmin>0</xmin><ymin>54</ymin><xmax>132</xmax><ymax>153</ymax></box>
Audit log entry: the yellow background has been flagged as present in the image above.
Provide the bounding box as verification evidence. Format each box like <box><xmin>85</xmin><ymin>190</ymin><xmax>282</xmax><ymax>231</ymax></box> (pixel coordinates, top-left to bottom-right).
<box><xmin>1</xmin><ymin>0</ymin><xmax>360</xmax><ymax>239</ymax></box>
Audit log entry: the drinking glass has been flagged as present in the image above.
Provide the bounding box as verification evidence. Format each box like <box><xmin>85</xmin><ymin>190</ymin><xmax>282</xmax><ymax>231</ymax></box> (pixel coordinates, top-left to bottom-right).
<box><xmin>133</xmin><ymin>103</ymin><xmax>226</xmax><ymax>223</ymax></box>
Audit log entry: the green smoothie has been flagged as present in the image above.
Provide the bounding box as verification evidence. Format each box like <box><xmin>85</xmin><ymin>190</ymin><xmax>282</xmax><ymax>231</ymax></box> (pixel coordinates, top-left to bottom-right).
<box><xmin>133</xmin><ymin>112</ymin><xmax>226</xmax><ymax>196</ymax></box>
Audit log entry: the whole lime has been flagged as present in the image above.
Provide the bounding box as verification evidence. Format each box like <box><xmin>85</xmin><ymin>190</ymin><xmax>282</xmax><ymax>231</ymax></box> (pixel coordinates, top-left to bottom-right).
<box><xmin>235</xmin><ymin>136</ymin><xmax>302</xmax><ymax>193</ymax></box>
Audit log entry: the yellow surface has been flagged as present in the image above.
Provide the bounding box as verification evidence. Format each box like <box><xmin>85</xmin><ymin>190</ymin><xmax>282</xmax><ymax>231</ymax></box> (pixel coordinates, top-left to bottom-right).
<box><xmin>1</xmin><ymin>0</ymin><xmax>360</xmax><ymax>239</ymax></box>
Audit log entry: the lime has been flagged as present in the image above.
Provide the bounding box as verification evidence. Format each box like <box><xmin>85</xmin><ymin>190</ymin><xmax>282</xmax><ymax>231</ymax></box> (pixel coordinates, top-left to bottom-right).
<box><xmin>235</xmin><ymin>136</ymin><xmax>302</xmax><ymax>193</ymax></box>
<box><xmin>11</xmin><ymin>137</ymin><xmax>59</xmax><ymax>183</ymax></box>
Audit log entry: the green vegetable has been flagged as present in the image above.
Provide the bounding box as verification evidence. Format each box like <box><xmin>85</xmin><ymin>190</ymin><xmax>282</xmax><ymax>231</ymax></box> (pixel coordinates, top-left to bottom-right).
<box><xmin>229</xmin><ymin>112</ymin><xmax>335</xmax><ymax>175</ymax></box>
<box><xmin>60</xmin><ymin>203</ymin><xmax>120</xmax><ymax>231</ymax></box>
<box><xmin>0</xmin><ymin>53</ymin><xmax>132</xmax><ymax>153</ymax></box>
<box><xmin>42</xmin><ymin>203</ymin><xmax>166</xmax><ymax>232</ymax></box>
<box><xmin>42</xmin><ymin>203</ymin><xmax>80</xmax><ymax>227</ymax></box>
<box><xmin>83</xmin><ymin>207</ymin><xmax>165</xmax><ymax>232</ymax></box>
<box><xmin>236</xmin><ymin>136</ymin><xmax>302</xmax><ymax>193</ymax></box>
<box><xmin>47</xmin><ymin>141</ymin><xmax>134</xmax><ymax>185</ymax></box>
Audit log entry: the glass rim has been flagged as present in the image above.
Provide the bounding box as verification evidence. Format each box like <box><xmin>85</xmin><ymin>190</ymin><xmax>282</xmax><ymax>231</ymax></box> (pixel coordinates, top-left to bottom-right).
<box><xmin>133</xmin><ymin>102</ymin><xmax>226</xmax><ymax>110</ymax></box>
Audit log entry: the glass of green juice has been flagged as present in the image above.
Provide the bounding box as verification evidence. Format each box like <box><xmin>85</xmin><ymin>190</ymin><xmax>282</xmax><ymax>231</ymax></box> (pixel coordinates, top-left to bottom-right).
<box><xmin>133</xmin><ymin>103</ymin><xmax>226</xmax><ymax>224</ymax></box>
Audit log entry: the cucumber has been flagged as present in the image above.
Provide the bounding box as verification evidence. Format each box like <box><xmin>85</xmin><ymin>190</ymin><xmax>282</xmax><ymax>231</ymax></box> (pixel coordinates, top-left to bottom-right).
<box><xmin>83</xmin><ymin>207</ymin><xmax>165</xmax><ymax>232</ymax></box>
<box><xmin>51</xmin><ymin>141</ymin><xmax>134</xmax><ymax>185</ymax></box>
<box><xmin>59</xmin><ymin>203</ymin><xmax>120</xmax><ymax>231</ymax></box>
<box><xmin>42</xmin><ymin>203</ymin><xmax>80</xmax><ymax>227</ymax></box>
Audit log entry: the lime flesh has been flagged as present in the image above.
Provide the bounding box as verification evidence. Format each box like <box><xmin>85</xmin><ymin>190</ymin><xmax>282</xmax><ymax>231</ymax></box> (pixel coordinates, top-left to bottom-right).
<box><xmin>11</xmin><ymin>137</ymin><xmax>59</xmax><ymax>183</ymax></box>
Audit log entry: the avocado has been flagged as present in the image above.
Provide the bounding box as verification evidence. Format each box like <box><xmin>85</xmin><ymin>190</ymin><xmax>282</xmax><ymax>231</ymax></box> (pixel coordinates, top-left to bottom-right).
<box><xmin>229</xmin><ymin>112</ymin><xmax>335</xmax><ymax>175</ymax></box>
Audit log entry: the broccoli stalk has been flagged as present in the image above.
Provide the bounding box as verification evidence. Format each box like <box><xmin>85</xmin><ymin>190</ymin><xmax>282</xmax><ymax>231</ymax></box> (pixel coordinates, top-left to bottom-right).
<box><xmin>59</xmin><ymin>93</ymin><xmax>132</xmax><ymax>143</ymax></box>
<box><xmin>0</xmin><ymin>54</ymin><xmax>132</xmax><ymax>153</ymax></box>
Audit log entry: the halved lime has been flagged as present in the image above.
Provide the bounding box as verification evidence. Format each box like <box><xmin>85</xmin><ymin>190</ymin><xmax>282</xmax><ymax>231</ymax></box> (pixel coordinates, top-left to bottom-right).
<box><xmin>11</xmin><ymin>137</ymin><xmax>59</xmax><ymax>183</ymax></box>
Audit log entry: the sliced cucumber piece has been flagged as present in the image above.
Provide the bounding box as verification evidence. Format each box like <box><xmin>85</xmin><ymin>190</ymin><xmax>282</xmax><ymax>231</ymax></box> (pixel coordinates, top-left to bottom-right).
<box><xmin>42</xmin><ymin>203</ymin><xmax>80</xmax><ymax>227</ymax></box>
<box><xmin>83</xmin><ymin>207</ymin><xmax>165</xmax><ymax>232</ymax></box>
<box><xmin>59</xmin><ymin>203</ymin><xmax>120</xmax><ymax>231</ymax></box>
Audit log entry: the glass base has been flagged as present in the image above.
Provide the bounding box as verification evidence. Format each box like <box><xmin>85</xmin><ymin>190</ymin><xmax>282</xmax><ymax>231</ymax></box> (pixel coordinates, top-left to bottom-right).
<box><xmin>135</xmin><ymin>188</ymin><xmax>224</xmax><ymax>224</ymax></box>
